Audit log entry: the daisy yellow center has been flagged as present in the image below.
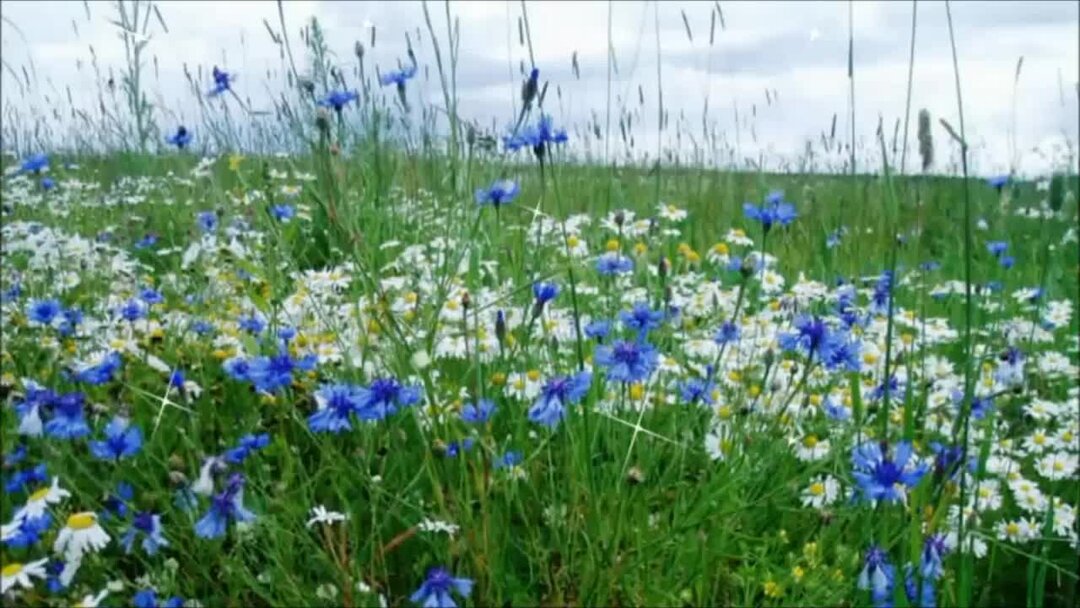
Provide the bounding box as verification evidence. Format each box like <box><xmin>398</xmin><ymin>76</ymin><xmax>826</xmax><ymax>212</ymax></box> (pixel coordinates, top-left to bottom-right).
<box><xmin>566</xmin><ymin>235</ymin><xmax>580</xmax><ymax>248</ymax></box>
<box><xmin>2</xmin><ymin>563</ymin><xmax>23</xmax><ymax>577</ymax></box>
<box><xmin>802</xmin><ymin>435</ymin><xmax>819</xmax><ymax>449</ymax></box>
<box><xmin>526</xmin><ymin>370</ymin><xmax>541</xmax><ymax>382</ymax></box>
<box><xmin>748</xmin><ymin>385</ymin><xmax>761</xmax><ymax>398</ymax></box>
<box><xmin>712</xmin><ymin>243</ymin><xmax>729</xmax><ymax>255</ymax></box>
<box><xmin>732</xmin><ymin>229</ymin><xmax>746</xmax><ymax>238</ymax></box>
<box><xmin>1005</xmin><ymin>522</ymin><xmax>1020</xmax><ymax>536</ymax></box>
<box><xmin>29</xmin><ymin>487</ymin><xmax>51</xmax><ymax>503</ymax></box>
<box><xmin>633</xmin><ymin>242</ymin><xmax>647</xmax><ymax>256</ymax></box>
<box><xmin>809</xmin><ymin>482</ymin><xmax>825</xmax><ymax>496</ymax></box>
<box><xmin>490</xmin><ymin>373</ymin><xmax>506</xmax><ymax>386</ymax></box>
<box><xmin>629</xmin><ymin>383</ymin><xmax>645</xmax><ymax>400</ymax></box>
<box><xmin>1033</xmin><ymin>434</ymin><xmax>1045</xmax><ymax>445</ymax></box>
<box><xmin>513</xmin><ymin>379</ymin><xmax>526</xmax><ymax>390</ymax></box>
<box><xmin>1052</xmin><ymin>461</ymin><xmax>1064</xmax><ymax>471</ymax></box>
<box><xmin>67</xmin><ymin>512</ymin><xmax>97</xmax><ymax>530</ymax></box>
<box><xmin>605</xmin><ymin>239</ymin><xmax>619</xmax><ymax>252</ymax></box>
<box><xmin>716</xmin><ymin>405</ymin><xmax>732</xmax><ymax>419</ymax></box>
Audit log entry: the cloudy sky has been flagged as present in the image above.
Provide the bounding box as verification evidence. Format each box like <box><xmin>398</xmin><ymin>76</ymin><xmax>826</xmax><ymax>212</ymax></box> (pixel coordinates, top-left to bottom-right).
<box><xmin>1</xmin><ymin>0</ymin><xmax>1077</xmax><ymax>175</ymax></box>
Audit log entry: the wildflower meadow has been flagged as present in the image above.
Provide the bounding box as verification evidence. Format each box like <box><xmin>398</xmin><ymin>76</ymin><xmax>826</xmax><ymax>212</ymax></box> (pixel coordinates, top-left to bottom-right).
<box><xmin>1</xmin><ymin>1</ymin><xmax>1078</xmax><ymax>607</ymax></box>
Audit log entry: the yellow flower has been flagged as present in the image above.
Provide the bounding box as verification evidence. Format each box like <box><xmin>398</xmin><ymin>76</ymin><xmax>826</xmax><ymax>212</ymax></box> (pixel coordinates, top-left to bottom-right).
<box><xmin>712</xmin><ymin>242</ymin><xmax>729</xmax><ymax>256</ymax></box>
<box><xmin>490</xmin><ymin>372</ymin><xmax>507</xmax><ymax>386</ymax></box>
<box><xmin>566</xmin><ymin>235</ymin><xmax>580</xmax><ymax>248</ymax></box>
<box><xmin>605</xmin><ymin>239</ymin><xmax>620</xmax><ymax>252</ymax></box>
<box><xmin>792</xmin><ymin>565</ymin><xmax>805</xmax><ymax>583</ymax></box>
<box><xmin>629</xmin><ymin>383</ymin><xmax>645</xmax><ymax>400</ymax></box>
<box><xmin>228</xmin><ymin>154</ymin><xmax>245</xmax><ymax>172</ymax></box>
<box><xmin>633</xmin><ymin>242</ymin><xmax>647</xmax><ymax>256</ymax></box>
<box><xmin>763</xmin><ymin>580</ymin><xmax>784</xmax><ymax>599</ymax></box>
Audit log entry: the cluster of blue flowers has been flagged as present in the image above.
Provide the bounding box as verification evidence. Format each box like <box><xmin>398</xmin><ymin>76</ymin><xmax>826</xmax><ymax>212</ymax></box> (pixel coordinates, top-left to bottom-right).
<box><xmin>778</xmin><ymin>315</ymin><xmax>861</xmax><ymax>372</ymax></box>
<box><xmin>859</xmin><ymin>535</ymin><xmax>949</xmax><ymax>608</ymax></box>
<box><xmin>307</xmin><ymin>378</ymin><xmax>423</xmax><ymax>432</ymax></box>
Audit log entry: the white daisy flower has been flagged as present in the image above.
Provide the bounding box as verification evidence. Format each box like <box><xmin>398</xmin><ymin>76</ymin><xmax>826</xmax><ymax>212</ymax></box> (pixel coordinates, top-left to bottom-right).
<box><xmin>1</xmin><ymin>558</ymin><xmax>48</xmax><ymax>594</ymax></box>
<box><xmin>704</xmin><ymin>423</ymin><xmax>734</xmax><ymax>462</ymax></box>
<box><xmin>73</xmin><ymin>588</ymin><xmax>110</xmax><ymax>608</ymax></box>
<box><xmin>792</xmin><ymin>434</ymin><xmax>830</xmax><ymax>462</ymax></box>
<box><xmin>995</xmin><ymin>518</ymin><xmax>1037</xmax><ymax>544</ymax></box>
<box><xmin>13</xmin><ymin>477</ymin><xmax>70</xmax><ymax>521</ymax></box>
<box><xmin>306</xmin><ymin>506</ymin><xmax>349</xmax><ymax>528</ymax></box>
<box><xmin>1035</xmin><ymin>452</ymin><xmax>1077</xmax><ymax>481</ymax></box>
<box><xmin>53</xmin><ymin>512</ymin><xmax>110</xmax><ymax>561</ymax></box>
<box><xmin>800</xmin><ymin>475</ymin><xmax>840</xmax><ymax>509</ymax></box>
<box><xmin>417</xmin><ymin>518</ymin><xmax>460</xmax><ymax>537</ymax></box>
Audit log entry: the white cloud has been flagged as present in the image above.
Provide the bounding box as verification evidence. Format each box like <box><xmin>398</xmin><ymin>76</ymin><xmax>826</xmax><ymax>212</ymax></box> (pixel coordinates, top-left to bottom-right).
<box><xmin>0</xmin><ymin>0</ymin><xmax>1075</xmax><ymax>176</ymax></box>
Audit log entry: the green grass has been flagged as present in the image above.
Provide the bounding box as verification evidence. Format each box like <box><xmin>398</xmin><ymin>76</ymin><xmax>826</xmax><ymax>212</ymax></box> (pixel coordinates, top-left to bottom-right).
<box><xmin>1</xmin><ymin>145</ymin><xmax>1077</xmax><ymax>607</ymax></box>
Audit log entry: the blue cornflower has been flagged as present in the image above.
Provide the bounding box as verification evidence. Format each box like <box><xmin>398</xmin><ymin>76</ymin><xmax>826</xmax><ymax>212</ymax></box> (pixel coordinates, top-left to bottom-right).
<box><xmin>970</xmin><ymin>395</ymin><xmax>993</xmax><ymax>420</ymax></box>
<box><xmin>851</xmin><ymin>441</ymin><xmax>928</xmax><ymax>503</ymax></box>
<box><xmin>868</xmin><ymin>376</ymin><xmax>901</xmax><ymax>402</ymax></box>
<box><xmin>904</xmin><ymin>564</ymin><xmax>936</xmax><ymax>608</ymax></box>
<box><xmin>869</xmin><ymin>271</ymin><xmax>893</xmax><ymax>315</ymax></box>
<box><xmin>921</xmin><ymin>533</ymin><xmax>949</xmax><ymax>579</ymax></box>
<box><xmin>920</xmin><ymin>260</ymin><xmax>941</xmax><ymax>272</ymax></box>
<box><xmin>743</xmin><ymin>191</ymin><xmax>797</xmax><ymax>232</ymax></box>
<box><xmin>28</xmin><ymin>298</ymin><xmax>62</xmax><ymax>325</ymax></box>
<box><xmin>119</xmin><ymin>298</ymin><xmax>148</xmax><ymax>321</ymax></box>
<box><xmin>318</xmin><ymin>89</ymin><xmax>359</xmax><ymax>111</ymax></box>
<box><xmin>619</xmin><ymin>302</ymin><xmax>665</xmax><ymax>338</ymax></box>
<box><xmin>166</xmin><ymin>125</ymin><xmax>192</xmax><ymax>149</ymax></box>
<box><xmin>584</xmin><ymin>320</ymin><xmax>611</xmax><ymax>342</ymax></box>
<box><xmin>987</xmin><ymin>175</ymin><xmax>1009</xmax><ymax>190</ymax></box>
<box><xmin>1</xmin><ymin>282</ymin><xmax>21</xmax><ymax>303</ymax></box>
<box><xmin>40</xmin><ymin>177</ymin><xmax>56</xmax><ymax>190</ymax></box>
<box><xmin>714</xmin><ymin>321</ymin><xmax>741</xmax><ymax>345</ymax></box>
<box><xmin>858</xmin><ymin>545</ymin><xmax>895</xmax><ymax>608</ymax></box>
<box><xmin>57</xmin><ymin>307</ymin><xmax>83</xmax><ymax>337</ymax></box>
<box><xmin>278</xmin><ymin>327</ymin><xmax>297</xmax><ymax>342</ymax></box>
<box><xmin>986</xmin><ymin>241</ymin><xmax>1008</xmax><ymax>257</ymax></box>
<box><xmin>445</xmin><ymin>437</ymin><xmax>476</xmax><ymax>458</ymax></box>
<box><xmin>75</xmin><ymin>351</ymin><xmax>122</xmax><ymax>384</ymax></box>
<box><xmin>168</xmin><ymin>370</ymin><xmax>186</xmax><ymax>390</ymax></box>
<box><xmin>460</xmin><ymin>399</ymin><xmax>496</xmax><ymax>425</ymax></box>
<box><xmin>355</xmin><ymin>377</ymin><xmax>422</xmax><ymax>420</ymax></box>
<box><xmin>596</xmin><ymin>253</ymin><xmax>634</xmax><ymax>276</ymax></box>
<box><xmin>532</xmin><ymin>281</ymin><xmax>559</xmax><ymax>306</ymax></box>
<box><xmin>246</xmin><ymin>349</ymin><xmax>317</xmax><ymax>393</ymax></box>
<box><xmin>43</xmin><ymin>392</ymin><xmax>90</xmax><ymax>439</ymax></box>
<box><xmin>222</xmin><ymin>357</ymin><xmax>251</xmax><ymax>382</ymax></box>
<box><xmin>133</xmin><ymin>589</ymin><xmax>184</xmax><ymax>608</ymax></box>
<box><xmin>999</xmin><ymin>255</ymin><xmax>1015</xmax><ymax>269</ymax></box>
<box><xmin>307</xmin><ymin>383</ymin><xmax>361</xmax><ymax>433</ymax></box>
<box><xmin>410</xmin><ymin>566</ymin><xmax>473</xmax><ymax>608</ymax></box>
<box><xmin>89</xmin><ymin>417</ymin><xmax>143</xmax><ymax>461</ymax></box>
<box><xmin>778</xmin><ymin>315</ymin><xmax>830</xmax><ymax>358</ymax></box>
<box><xmin>271</xmin><ymin>204</ymin><xmax>295</xmax><ymax>222</ymax></box>
<box><xmin>2</xmin><ymin>463</ymin><xmax>49</xmax><ymax>493</ymax></box>
<box><xmin>237</xmin><ymin>314</ymin><xmax>266</xmax><ymax>334</ymax></box>
<box><xmin>494</xmin><ymin>450</ymin><xmax>523</xmax><ymax>469</ymax></box>
<box><xmin>194</xmin><ymin>473</ymin><xmax>255</xmax><ymax>539</ymax></box>
<box><xmin>103</xmin><ymin>481</ymin><xmax>135</xmax><ymax>520</ymax></box>
<box><xmin>475</xmin><ymin>179</ymin><xmax>520</xmax><ymax>206</ymax></box>
<box><xmin>122</xmin><ymin>511</ymin><xmax>169</xmax><ymax>556</ymax></box>
<box><xmin>823</xmin><ymin>395</ymin><xmax>851</xmax><ymax>421</ymax></box>
<box><xmin>680</xmin><ymin>368</ymin><xmax>716</xmax><ymax>406</ymax></box>
<box><xmin>595</xmin><ymin>340</ymin><xmax>659</xmax><ymax>384</ymax></box>
<box><xmin>224</xmin><ymin>433</ymin><xmax>270</xmax><ymax>463</ymax></box>
<box><xmin>15</xmin><ymin>381</ymin><xmax>54</xmax><ymax>437</ymax></box>
<box><xmin>930</xmin><ymin>441</ymin><xmax>965</xmax><ymax>481</ymax></box>
<box><xmin>822</xmin><ymin>332</ymin><xmax>861</xmax><ymax>372</ymax></box>
<box><xmin>196</xmin><ymin>211</ymin><xmax>218</xmax><ymax>232</ymax></box>
<box><xmin>135</xmin><ymin>233</ymin><xmax>158</xmax><ymax>249</ymax></box>
<box><xmin>380</xmin><ymin>64</ymin><xmax>417</xmax><ymax>87</ymax></box>
<box><xmin>20</xmin><ymin>153</ymin><xmax>49</xmax><ymax>173</ymax></box>
<box><xmin>2</xmin><ymin>512</ymin><xmax>52</xmax><ymax>548</ymax></box>
<box><xmin>528</xmin><ymin>372</ymin><xmax>592</xmax><ymax>427</ymax></box>
<box><xmin>3</xmin><ymin>444</ymin><xmax>28</xmax><ymax>468</ymax></box>
<box><xmin>826</xmin><ymin>229</ymin><xmax>843</xmax><ymax>249</ymax></box>
<box><xmin>208</xmin><ymin>66</ymin><xmax>233</xmax><ymax>97</ymax></box>
<box><xmin>505</xmin><ymin>114</ymin><xmax>569</xmax><ymax>151</ymax></box>
<box><xmin>191</xmin><ymin>320</ymin><xmax>214</xmax><ymax>335</ymax></box>
<box><xmin>140</xmin><ymin>288</ymin><xmax>164</xmax><ymax>305</ymax></box>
